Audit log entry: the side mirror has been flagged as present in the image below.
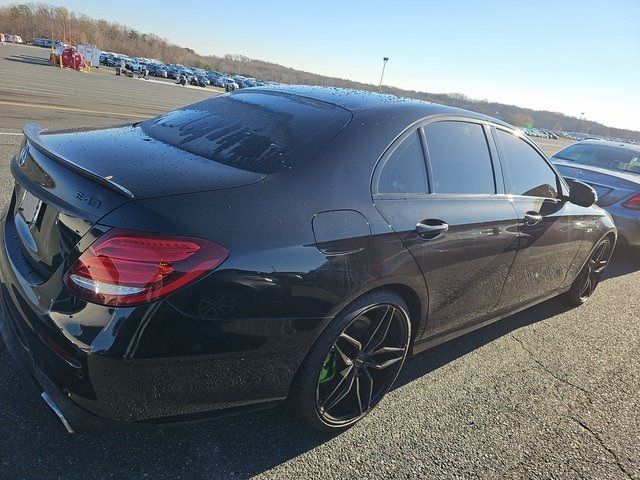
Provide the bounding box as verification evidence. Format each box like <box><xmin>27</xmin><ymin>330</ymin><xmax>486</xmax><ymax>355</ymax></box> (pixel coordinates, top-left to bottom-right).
<box><xmin>566</xmin><ymin>179</ymin><xmax>597</xmax><ymax>207</ymax></box>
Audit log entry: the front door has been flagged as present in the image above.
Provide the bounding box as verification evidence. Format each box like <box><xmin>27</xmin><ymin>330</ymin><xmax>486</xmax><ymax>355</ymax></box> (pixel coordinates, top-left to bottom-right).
<box><xmin>492</xmin><ymin>127</ymin><xmax>583</xmax><ymax>307</ymax></box>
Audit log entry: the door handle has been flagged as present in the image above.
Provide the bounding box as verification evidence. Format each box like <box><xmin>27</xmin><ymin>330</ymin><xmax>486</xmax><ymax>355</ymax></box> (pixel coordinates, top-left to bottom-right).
<box><xmin>416</xmin><ymin>220</ymin><xmax>449</xmax><ymax>239</ymax></box>
<box><xmin>523</xmin><ymin>212</ymin><xmax>543</xmax><ymax>226</ymax></box>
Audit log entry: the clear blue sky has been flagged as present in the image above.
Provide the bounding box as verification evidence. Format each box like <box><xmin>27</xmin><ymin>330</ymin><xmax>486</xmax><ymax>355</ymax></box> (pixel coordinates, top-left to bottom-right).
<box><xmin>6</xmin><ymin>0</ymin><xmax>639</xmax><ymax>130</ymax></box>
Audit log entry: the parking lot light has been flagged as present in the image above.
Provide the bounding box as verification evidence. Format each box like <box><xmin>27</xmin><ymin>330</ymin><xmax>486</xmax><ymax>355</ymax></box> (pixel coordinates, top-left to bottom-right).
<box><xmin>379</xmin><ymin>56</ymin><xmax>389</xmax><ymax>91</ymax></box>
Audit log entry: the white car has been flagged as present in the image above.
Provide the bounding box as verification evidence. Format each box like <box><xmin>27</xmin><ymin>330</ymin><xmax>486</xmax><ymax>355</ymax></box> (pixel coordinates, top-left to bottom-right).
<box><xmin>128</xmin><ymin>59</ymin><xmax>143</xmax><ymax>71</ymax></box>
<box><xmin>224</xmin><ymin>78</ymin><xmax>239</xmax><ymax>92</ymax></box>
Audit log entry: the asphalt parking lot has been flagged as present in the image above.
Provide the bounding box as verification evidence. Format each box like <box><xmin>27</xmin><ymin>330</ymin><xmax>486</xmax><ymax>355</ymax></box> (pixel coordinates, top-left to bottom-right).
<box><xmin>0</xmin><ymin>44</ymin><xmax>639</xmax><ymax>480</ymax></box>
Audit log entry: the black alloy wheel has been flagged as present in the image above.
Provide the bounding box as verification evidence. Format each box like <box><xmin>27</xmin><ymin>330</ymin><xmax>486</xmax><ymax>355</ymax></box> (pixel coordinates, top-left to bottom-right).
<box><xmin>288</xmin><ymin>290</ymin><xmax>411</xmax><ymax>431</ymax></box>
<box><xmin>566</xmin><ymin>238</ymin><xmax>613</xmax><ymax>305</ymax></box>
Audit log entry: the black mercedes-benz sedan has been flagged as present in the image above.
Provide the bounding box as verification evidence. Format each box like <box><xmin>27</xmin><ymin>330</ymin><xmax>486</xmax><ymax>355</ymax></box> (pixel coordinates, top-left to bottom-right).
<box><xmin>0</xmin><ymin>86</ymin><xmax>616</xmax><ymax>432</ymax></box>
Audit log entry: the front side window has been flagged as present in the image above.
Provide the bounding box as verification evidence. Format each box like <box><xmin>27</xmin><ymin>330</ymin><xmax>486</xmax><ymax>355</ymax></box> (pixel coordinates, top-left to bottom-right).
<box><xmin>496</xmin><ymin>129</ymin><xmax>558</xmax><ymax>198</ymax></box>
<box><xmin>423</xmin><ymin>121</ymin><xmax>495</xmax><ymax>194</ymax></box>
<box><xmin>378</xmin><ymin>131</ymin><xmax>428</xmax><ymax>194</ymax></box>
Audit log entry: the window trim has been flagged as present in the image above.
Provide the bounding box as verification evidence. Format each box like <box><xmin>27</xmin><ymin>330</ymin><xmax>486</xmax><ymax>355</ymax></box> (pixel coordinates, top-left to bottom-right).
<box><xmin>372</xmin><ymin>115</ymin><xmax>504</xmax><ymax>200</ymax></box>
<box><xmin>491</xmin><ymin>125</ymin><xmax>569</xmax><ymax>201</ymax></box>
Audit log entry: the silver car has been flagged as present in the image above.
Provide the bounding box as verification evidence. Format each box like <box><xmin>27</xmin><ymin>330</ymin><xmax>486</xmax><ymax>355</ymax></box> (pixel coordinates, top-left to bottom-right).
<box><xmin>552</xmin><ymin>140</ymin><xmax>640</xmax><ymax>247</ymax></box>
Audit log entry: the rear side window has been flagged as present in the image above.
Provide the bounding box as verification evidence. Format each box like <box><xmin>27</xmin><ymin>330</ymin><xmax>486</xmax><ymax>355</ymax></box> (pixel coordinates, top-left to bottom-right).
<box><xmin>378</xmin><ymin>131</ymin><xmax>428</xmax><ymax>194</ymax></box>
<box><xmin>423</xmin><ymin>121</ymin><xmax>495</xmax><ymax>194</ymax></box>
<box><xmin>140</xmin><ymin>91</ymin><xmax>351</xmax><ymax>174</ymax></box>
<box><xmin>496</xmin><ymin>129</ymin><xmax>558</xmax><ymax>198</ymax></box>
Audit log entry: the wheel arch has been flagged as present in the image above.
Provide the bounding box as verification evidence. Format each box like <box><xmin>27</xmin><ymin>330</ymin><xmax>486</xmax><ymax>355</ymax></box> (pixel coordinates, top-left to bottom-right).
<box><xmin>289</xmin><ymin>281</ymin><xmax>427</xmax><ymax>396</ymax></box>
<box><xmin>603</xmin><ymin>230</ymin><xmax>617</xmax><ymax>247</ymax></box>
<box><xmin>322</xmin><ymin>281</ymin><xmax>427</xmax><ymax>349</ymax></box>
<box><xmin>569</xmin><ymin>228</ymin><xmax>617</xmax><ymax>287</ymax></box>
<box><xmin>379</xmin><ymin>283</ymin><xmax>424</xmax><ymax>351</ymax></box>
<box><xmin>587</xmin><ymin>229</ymin><xmax>617</xmax><ymax>268</ymax></box>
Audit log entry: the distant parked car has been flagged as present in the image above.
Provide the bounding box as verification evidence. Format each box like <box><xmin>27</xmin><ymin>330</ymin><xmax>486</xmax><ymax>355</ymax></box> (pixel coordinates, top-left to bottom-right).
<box><xmin>240</xmin><ymin>78</ymin><xmax>257</xmax><ymax>88</ymax></box>
<box><xmin>106</xmin><ymin>56</ymin><xmax>121</xmax><ymax>68</ymax></box>
<box><xmin>149</xmin><ymin>65</ymin><xmax>168</xmax><ymax>78</ymax></box>
<box><xmin>127</xmin><ymin>59</ymin><xmax>143</xmax><ymax>71</ymax></box>
<box><xmin>165</xmin><ymin>67</ymin><xmax>178</xmax><ymax>79</ymax></box>
<box><xmin>552</xmin><ymin>140</ymin><xmax>640</xmax><ymax>248</ymax></box>
<box><xmin>192</xmin><ymin>75</ymin><xmax>210</xmax><ymax>87</ymax></box>
<box><xmin>32</xmin><ymin>37</ymin><xmax>53</xmax><ymax>48</ymax></box>
<box><xmin>224</xmin><ymin>78</ymin><xmax>239</xmax><ymax>91</ymax></box>
<box><xmin>211</xmin><ymin>77</ymin><xmax>226</xmax><ymax>88</ymax></box>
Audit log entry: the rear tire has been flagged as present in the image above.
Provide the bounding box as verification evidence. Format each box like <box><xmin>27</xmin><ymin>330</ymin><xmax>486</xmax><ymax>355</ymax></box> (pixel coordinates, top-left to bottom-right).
<box><xmin>287</xmin><ymin>290</ymin><xmax>411</xmax><ymax>432</ymax></box>
<box><xmin>564</xmin><ymin>237</ymin><xmax>613</xmax><ymax>306</ymax></box>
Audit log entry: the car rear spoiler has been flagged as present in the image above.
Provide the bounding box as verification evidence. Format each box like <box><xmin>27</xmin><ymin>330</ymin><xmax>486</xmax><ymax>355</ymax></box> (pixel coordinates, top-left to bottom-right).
<box><xmin>22</xmin><ymin>123</ymin><xmax>134</xmax><ymax>198</ymax></box>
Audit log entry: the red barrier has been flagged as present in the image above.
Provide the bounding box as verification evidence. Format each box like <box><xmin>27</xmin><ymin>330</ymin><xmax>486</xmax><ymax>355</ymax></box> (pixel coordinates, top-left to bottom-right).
<box><xmin>61</xmin><ymin>47</ymin><xmax>87</xmax><ymax>71</ymax></box>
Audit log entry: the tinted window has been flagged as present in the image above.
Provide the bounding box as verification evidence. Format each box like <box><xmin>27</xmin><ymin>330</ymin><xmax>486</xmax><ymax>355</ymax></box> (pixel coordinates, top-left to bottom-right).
<box><xmin>378</xmin><ymin>131</ymin><xmax>428</xmax><ymax>194</ymax></box>
<box><xmin>423</xmin><ymin>121</ymin><xmax>495</xmax><ymax>194</ymax></box>
<box><xmin>497</xmin><ymin>130</ymin><xmax>558</xmax><ymax>198</ymax></box>
<box><xmin>140</xmin><ymin>91</ymin><xmax>351</xmax><ymax>174</ymax></box>
<box><xmin>553</xmin><ymin>143</ymin><xmax>640</xmax><ymax>174</ymax></box>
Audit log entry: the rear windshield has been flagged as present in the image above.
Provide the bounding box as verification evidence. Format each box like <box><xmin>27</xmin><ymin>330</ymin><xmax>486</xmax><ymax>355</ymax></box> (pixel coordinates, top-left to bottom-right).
<box><xmin>554</xmin><ymin>143</ymin><xmax>640</xmax><ymax>174</ymax></box>
<box><xmin>140</xmin><ymin>91</ymin><xmax>351</xmax><ymax>174</ymax></box>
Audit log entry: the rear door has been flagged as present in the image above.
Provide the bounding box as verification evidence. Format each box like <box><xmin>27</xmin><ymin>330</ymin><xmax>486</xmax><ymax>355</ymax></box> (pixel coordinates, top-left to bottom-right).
<box><xmin>493</xmin><ymin>128</ymin><xmax>584</xmax><ymax>307</ymax></box>
<box><xmin>373</xmin><ymin>119</ymin><xmax>520</xmax><ymax>340</ymax></box>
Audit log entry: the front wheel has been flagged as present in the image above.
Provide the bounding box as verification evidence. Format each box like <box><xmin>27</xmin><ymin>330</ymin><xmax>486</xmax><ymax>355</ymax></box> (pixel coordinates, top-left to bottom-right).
<box><xmin>287</xmin><ymin>290</ymin><xmax>411</xmax><ymax>432</ymax></box>
<box><xmin>565</xmin><ymin>237</ymin><xmax>613</xmax><ymax>306</ymax></box>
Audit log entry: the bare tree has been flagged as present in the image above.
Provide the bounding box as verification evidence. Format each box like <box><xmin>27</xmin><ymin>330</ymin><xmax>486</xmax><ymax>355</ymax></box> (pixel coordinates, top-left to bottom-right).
<box><xmin>0</xmin><ymin>2</ymin><xmax>637</xmax><ymax>140</ymax></box>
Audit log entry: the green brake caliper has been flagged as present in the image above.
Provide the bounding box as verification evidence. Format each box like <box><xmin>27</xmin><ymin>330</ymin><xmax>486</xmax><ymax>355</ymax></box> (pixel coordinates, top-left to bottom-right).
<box><xmin>318</xmin><ymin>349</ymin><xmax>337</xmax><ymax>384</ymax></box>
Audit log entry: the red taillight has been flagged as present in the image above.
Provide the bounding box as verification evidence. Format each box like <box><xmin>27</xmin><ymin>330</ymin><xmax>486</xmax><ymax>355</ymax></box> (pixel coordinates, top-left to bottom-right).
<box><xmin>622</xmin><ymin>193</ymin><xmax>640</xmax><ymax>210</ymax></box>
<box><xmin>63</xmin><ymin>228</ymin><xmax>228</xmax><ymax>307</ymax></box>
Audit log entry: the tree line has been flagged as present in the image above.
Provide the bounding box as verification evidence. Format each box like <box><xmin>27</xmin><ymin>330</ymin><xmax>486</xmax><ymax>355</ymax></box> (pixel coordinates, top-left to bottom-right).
<box><xmin>1</xmin><ymin>2</ymin><xmax>637</xmax><ymax>140</ymax></box>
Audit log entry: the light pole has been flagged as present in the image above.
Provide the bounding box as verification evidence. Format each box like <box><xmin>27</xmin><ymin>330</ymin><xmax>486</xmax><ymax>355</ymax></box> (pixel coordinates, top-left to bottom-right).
<box><xmin>379</xmin><ymin>57</ymin><xmax>389</xmax><ymax>91</ymax></box>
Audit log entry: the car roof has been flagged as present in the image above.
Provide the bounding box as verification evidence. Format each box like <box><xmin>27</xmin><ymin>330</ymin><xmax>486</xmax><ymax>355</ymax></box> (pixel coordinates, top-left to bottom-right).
<box><xmin>245</xmin><ymin>85</ymin><xmax>512</xmax><ymax>127</ymax></box>
<box><xmin>571</xmin><ymin>139</ymin><xmax>640</xmax><ymax>153</ymax></box>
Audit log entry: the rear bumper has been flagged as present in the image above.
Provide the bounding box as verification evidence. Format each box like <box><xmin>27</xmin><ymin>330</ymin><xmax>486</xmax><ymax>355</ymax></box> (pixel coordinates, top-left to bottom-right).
<box><xmin>0</xmin><ymin>270</ymin><xmax>301</xmax><ymax>432</ymax></box>
<box><xmin>0</xmin><ymin>214</ymin><xmax>322</xmax><ymax>432</ymax></box>
<box><xmin>0</xmin><ymin>305</ymin><xmax>107</xmax><ymax>432</ymax></box>
<box><xmin>0</xmin><ymin>260</ymin><xmax>303</xmax><ymax>431</ymax></box>
<box><xmin>1</xmin><ymin>304</ymin><xmax>287</xmax><ymax>432</ymax></box>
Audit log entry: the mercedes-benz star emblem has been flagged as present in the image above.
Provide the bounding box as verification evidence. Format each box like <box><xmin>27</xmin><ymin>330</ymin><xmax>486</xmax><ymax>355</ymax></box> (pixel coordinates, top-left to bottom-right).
<box><xmin>17</xmin><ymin>145</ymin><xmax>29</xmax><ymax>167</ymax></box>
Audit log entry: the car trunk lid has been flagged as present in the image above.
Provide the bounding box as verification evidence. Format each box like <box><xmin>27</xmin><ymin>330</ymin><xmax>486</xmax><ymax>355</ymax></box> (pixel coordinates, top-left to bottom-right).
<box><xmin>31</xmin><ymin>123</ymin><xmax>266</xmax><ymax>199</ymax></box>
<box><xmin>8</xmin><ymin>124</ymin><xmax>265</xmax><ymax>281</ymax></box>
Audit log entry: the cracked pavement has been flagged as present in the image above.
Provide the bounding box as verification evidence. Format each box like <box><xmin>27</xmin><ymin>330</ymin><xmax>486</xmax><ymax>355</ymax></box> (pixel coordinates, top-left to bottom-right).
<box><xmin>0</xmin><ymin>44</ymin><xmax>639</xmax><ymax>479</ymax></box>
